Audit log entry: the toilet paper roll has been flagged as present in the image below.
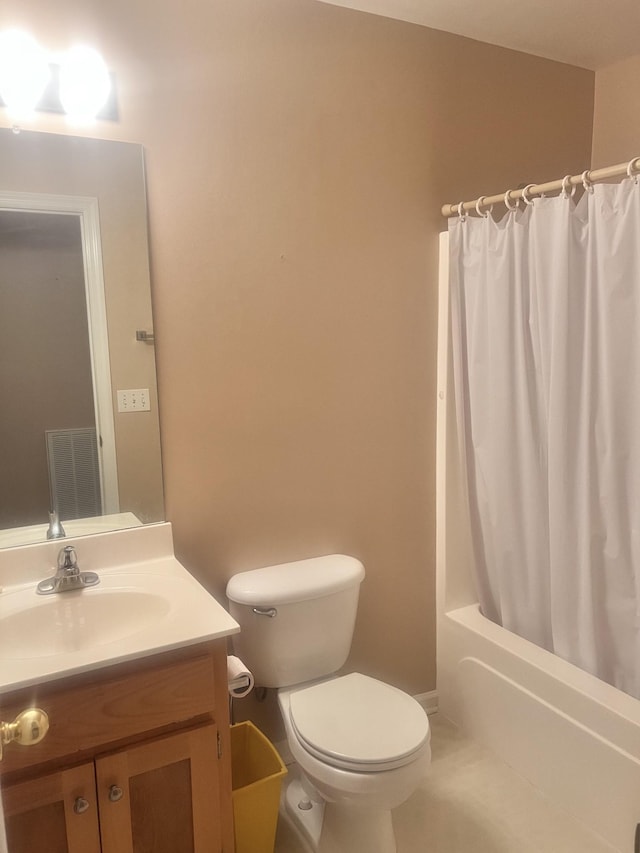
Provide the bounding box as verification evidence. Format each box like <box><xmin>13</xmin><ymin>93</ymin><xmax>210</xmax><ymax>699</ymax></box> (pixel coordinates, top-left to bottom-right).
<box><xmin>227</xmin><ymin>655</ymin><xmax>255</xmax><ymax>698</ymax></box>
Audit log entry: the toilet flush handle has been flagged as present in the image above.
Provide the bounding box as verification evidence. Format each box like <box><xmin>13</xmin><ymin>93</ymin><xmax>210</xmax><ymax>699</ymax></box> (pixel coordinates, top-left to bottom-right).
<box><xmin>252</xmin><ymin>607</ymin><xmax>277</xmax><ymax>618</ymax></box>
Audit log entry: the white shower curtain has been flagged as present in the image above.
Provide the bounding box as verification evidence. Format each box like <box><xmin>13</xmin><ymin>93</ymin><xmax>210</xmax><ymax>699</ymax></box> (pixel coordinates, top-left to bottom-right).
<box><xmin>449</xmin><ymin>180</ymin><xmax>640</xmax><ymax>699</ymax></box>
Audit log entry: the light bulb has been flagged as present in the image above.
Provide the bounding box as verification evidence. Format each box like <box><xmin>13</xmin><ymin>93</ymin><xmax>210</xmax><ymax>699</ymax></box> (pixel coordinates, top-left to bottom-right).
<box><xmin>59</xmin><ymin>45</ymin><xmax>110</xmax><ymax>122</ymax></box>
<box><xmin>0</xmin><ymin>29</ymin><xmax>51</xmax><ymax>118</ymax></box>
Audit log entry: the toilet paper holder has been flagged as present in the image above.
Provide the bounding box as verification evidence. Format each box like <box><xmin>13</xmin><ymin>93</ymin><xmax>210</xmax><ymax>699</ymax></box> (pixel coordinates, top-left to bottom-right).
<box><xmin>227</xmin><ymin>655</ymin><xmax>255</xmax><ymax>699</ymax></box>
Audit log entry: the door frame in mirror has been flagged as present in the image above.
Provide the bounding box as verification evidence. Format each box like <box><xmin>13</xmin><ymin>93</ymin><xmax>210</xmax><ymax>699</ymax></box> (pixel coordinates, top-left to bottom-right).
<box><xmin>0</xmin><ymin>190</ymin><xmax>119</xmax><ymax>515</ymax></box>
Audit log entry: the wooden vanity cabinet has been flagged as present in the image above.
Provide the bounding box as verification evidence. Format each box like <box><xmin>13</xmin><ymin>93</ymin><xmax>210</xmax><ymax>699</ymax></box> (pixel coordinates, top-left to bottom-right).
<box><xmin>0</xmin><ymin>640</ymin><xmax>234</xmax><ymax>853</ymax></box>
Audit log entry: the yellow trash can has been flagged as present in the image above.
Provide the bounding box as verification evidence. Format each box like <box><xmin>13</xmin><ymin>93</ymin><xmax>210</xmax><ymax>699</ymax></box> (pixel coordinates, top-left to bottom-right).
<box><xmin>231</xmin><ymin>721</ymin><xmax>288</xmax><ymax>853</ymax></box>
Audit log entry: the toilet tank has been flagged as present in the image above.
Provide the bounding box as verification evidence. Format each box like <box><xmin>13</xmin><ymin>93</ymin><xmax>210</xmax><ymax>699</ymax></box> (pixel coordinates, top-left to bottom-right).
<box><xmin>226</xmin><ymin>555</ymin><xmax>365</xmax><ymax>689</ymax></box>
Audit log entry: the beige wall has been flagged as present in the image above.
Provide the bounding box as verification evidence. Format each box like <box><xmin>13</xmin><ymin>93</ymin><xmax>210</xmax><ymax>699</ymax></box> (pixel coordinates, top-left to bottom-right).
<box><xmin>0</xmin><ymin>1</ymin><xmax>594</xmax><ymax>721</ymax></box>
<box><xmin>592</xmin><ymin>53</ymin><xmax>640</xmax><ymax>168</ymax></box>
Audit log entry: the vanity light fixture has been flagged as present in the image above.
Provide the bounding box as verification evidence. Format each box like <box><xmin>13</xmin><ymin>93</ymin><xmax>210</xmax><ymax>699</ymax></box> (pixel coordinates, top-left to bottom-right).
<box><xmin>59</xmin><ymin>45</ymin><xmax>111</xmax><ymax>122</ymax></box>
<box><xmin>0</xmin><ymin>29</ymin><xmax>51</xmax><ymax>119</ymax></box>
<box><xmin>0</xmin><ymin>29</ymin><xmax>117</xmax><ymax>122</ymax></box>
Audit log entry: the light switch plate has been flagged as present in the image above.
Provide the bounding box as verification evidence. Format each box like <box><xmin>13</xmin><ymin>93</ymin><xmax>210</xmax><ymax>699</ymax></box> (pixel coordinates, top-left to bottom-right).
<box><xmin>117</xmin><ymin>389</ymin><xmax>151</xmax><ymax>412</ymax></box>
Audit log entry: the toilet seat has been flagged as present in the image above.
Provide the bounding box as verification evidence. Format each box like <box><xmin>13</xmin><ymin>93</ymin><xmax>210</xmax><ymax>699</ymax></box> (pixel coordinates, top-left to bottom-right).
<box><xmin>288</xmin><ymin>672</ymin><xmax>430</xmax><ymax>772</ymax></box>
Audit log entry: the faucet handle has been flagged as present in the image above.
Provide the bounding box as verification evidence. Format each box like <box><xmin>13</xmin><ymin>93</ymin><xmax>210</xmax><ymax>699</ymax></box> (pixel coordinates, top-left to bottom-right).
<box><xmin>57</xmin><ymin>545</ymin><xmax>79</xmax><ymax>572</ymax></box>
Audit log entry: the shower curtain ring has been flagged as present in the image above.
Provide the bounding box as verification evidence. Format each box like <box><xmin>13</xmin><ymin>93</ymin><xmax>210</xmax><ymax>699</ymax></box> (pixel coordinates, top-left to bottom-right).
<box><xmin>521</xmin><ymin>184</ymin><xmax>536</xmax><ymax>205</ymax></box>
<box><xmin>627</xmin><ymin>157</ymin><xmax>640</xmax><ymax>183</ymax></box>
<box><xmin>561</xmin><ymin>175</ymin><xmax>576</xmax><ymax>198</ymax></box>
<box><xmin>504</xmin><ymin>189</ymin><xmax>519</xmax><ymax>211</ymax></box>
<box><xmin>581</xmin><ymin>169</ymin><xmax>594</xmax><ymax>193</ymax></box>
<box><xmin>475</xmin><ymin>196</ymin><xmax>492</xmax><ymax>218</ymax></box>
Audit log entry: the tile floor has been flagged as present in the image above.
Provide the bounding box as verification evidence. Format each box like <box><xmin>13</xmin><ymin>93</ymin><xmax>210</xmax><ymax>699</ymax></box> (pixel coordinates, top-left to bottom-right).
<box><xmin>274</xmin><ymin>714</ymin><xmax>616</xmax><ymax>852</ymax></box>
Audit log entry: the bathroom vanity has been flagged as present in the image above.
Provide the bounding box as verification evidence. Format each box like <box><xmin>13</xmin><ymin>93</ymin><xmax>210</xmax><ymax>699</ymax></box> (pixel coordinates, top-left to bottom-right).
<box><xmin>0</xmin><ymin>523</ymin><xmax>239</xmax><ymax>853</ymax></box>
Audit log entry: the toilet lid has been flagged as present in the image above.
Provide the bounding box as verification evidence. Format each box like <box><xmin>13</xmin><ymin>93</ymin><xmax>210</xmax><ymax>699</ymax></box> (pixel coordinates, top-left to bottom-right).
<box><xmin>289</xmin><ymin>673</ymin><xmax>430</xmax><ymax>772</ymax></box>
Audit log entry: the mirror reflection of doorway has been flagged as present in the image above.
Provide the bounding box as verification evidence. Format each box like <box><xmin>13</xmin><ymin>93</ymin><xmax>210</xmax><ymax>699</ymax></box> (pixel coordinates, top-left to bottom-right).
<box><xmin>0</xmin><ymin>210</ymin><xmax>101</xmax><ymax>528</ymax></box>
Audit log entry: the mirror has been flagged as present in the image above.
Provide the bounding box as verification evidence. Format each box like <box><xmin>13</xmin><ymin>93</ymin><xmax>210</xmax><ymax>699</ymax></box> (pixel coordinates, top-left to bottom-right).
<box><xmin>0</xmin><ymin>128</ymin><xmax>164</xmax><ymax>549</ymax></box>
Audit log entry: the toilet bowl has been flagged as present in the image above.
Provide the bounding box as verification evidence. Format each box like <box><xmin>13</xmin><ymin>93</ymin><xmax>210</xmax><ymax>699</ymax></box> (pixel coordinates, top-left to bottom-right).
<box><xmin>278</xmin><ymin>673</ymin><xmax>430</xmax><ymax>852</ymax></box>
<box><xmin>226</xmin><ymin>555</ymin><xmax>431</xmax><ymax>853</ymax></box>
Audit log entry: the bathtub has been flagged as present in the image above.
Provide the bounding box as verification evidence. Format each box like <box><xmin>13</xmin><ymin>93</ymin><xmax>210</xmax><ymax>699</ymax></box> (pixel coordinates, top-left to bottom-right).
<box><xmin>436</xmin><ymin>234</ymin><xmax>640</xmax><ymax>852</ymax></box>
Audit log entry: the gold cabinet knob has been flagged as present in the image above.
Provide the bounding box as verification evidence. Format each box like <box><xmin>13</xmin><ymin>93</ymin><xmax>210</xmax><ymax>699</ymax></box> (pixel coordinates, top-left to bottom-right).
<box><xmin>0</xmin><ymin>708</ymin><xmax>49</xmax><ymax>761</ymax></box>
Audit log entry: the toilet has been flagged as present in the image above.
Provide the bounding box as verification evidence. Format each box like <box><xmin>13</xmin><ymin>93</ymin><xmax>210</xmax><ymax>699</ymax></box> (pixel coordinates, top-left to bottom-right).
<box><xmin>226</xmin><ymin>554</ymin><xmax>430</xmax><ymax>853</ymax></box>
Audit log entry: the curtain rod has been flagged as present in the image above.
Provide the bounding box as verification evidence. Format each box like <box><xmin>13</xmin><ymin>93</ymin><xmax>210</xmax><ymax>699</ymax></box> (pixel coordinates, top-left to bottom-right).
<box><xmin>441</xmin><ymin>156</ymin><xmax>640</xmax><ymax>218</ymax></box>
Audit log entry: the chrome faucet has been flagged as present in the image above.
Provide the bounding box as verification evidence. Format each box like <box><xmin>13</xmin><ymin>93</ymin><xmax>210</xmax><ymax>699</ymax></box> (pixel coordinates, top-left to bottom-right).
<box><xmin>46</xmin><ymin>509</ymin><xmax>66</xmax><ymax>540</ymax></box>
<box><xmin>36</xmin><ymin>545</ymin><xmax>100</xmax><ymax>595</ymax></box>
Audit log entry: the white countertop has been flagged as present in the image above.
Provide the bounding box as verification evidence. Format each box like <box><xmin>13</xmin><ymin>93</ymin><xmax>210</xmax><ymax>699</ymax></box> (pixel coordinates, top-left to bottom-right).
<box><xmin>0</xmin><ymin>523</ymin><xmax>239</xmax><ymax>694</ymax></box>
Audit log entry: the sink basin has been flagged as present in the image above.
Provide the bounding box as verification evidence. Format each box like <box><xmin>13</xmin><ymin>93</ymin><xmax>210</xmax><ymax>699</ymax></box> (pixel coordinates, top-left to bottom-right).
<box><xmin>0</xmin><ymin>575</ymin><xmax>172</xmax><ymax>659</ymax></box>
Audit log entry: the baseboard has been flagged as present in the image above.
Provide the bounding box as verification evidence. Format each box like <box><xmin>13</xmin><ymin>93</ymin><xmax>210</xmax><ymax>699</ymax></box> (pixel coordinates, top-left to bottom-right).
<box><xmin>414</xmin><ymin>689</ymin><xmax>439</xmax><ymax>715</ymax></box>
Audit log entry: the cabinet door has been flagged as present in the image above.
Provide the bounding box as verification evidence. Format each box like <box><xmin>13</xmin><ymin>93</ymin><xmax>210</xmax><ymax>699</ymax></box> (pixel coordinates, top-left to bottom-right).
<box><xmin>96</xmin><ymin>723</ymin><xmax>222</xmax><ymax>853</ymax></box>
<box><xmin>2</xmin><ymin>762</ymin><xmax>101</xmax><ymax>853</ymax></box>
